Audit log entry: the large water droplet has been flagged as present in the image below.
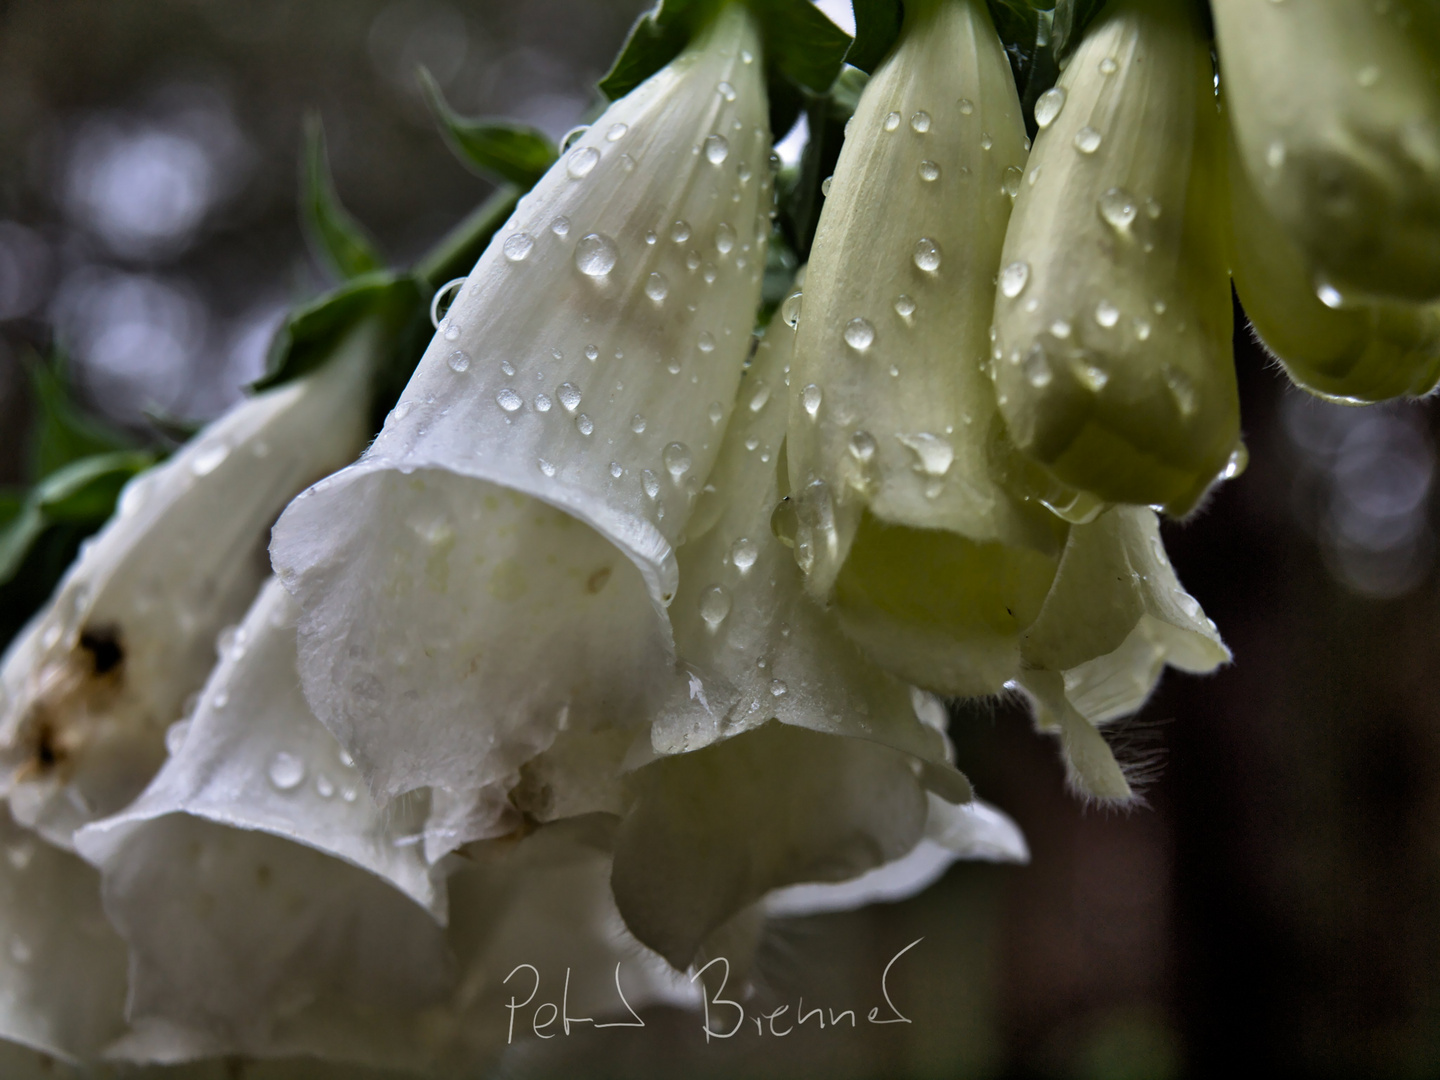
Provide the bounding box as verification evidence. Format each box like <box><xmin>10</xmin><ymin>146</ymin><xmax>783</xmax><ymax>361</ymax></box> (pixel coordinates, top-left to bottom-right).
<box><xmin>503</xmin><ymin>232</ymin><xmax>535</xmax><ymax>261</ymax></box>
<box><xmin>844</xmin><ymin>317</ymin><xmax>875</xmax><ymax>351</ymax></box>
<box><xmin>699</xmin><ymin>584</ymin><xmax>733</xmax><ymax>629</ymax></box>
<box><xmin>558</xmin><ymin>382</ymin><xmax>582</xmax><ymax>411</ymax></box>
<box><xmin>910</xmin><ymin>111</ymin><xmax>931</xmax><ymax>133</ymax></box>
<box><xmin>918</xmin><ymin>159</ymin><xmax>941</xmax><ymax>182</ymax></box>
<box><xmin>575</xmin><ymin>414</ymin><xmax>594</xmax><ymax>436</ymax></box>
<box><xmin>645</xmin><ymin>272</ymin><xmax>669</xmax><ymax>301</ymax></box>
<box><xmin>268</xmin><ymin>751</ymin><xmax>306</xmax><ymax>792</ymax></box>
<box><xmin>781</xmin><ymin>290</ymin><xmax>803</xmax><ymax>328</ymax></box>
<box><xmin>884</xmin><ymin>111</ymin><xmax>901</xmax><ymax>131</ymax></box>
<box><xmin>670</xmin><ymin>220</ymin><xmax>691</xmax><ymax>243</ymax></box>
<box><xmin>913</xmin><ymin>237</ymin><xmax>942</xmax><ymax>272</ymax></box>
<box><xmin>550</xmin><ymin>216</ymin><xmax>571</xmax><ymax>237</ymax></box>
<box><xmin>730</xmin><ymin>537</ymin><xmax>759</xmax><ymax>572</ymax></box>
<box><xmin>567</xmin><ymin>146</ymin><xmax>600</xmax><ymax>179</ymax></box>
<box><xmin>1099</xmin><ymin>57</ymin><xmax>1118</xmax><ymax>75</ymax></box>
<box><xmin>574</xmin><ymin>233</ymin><xmax>618</xmax><ymax>276</ymax></box>
<box><xmin>1098</xmin><ymin>187</ymin><xmax>1137</xmax><ymax>229</ymax></box>
<box><xmin>1074</xmin><ymin>126</ymin><xmax>1103</xmax><ymax>154</ymax></box>
<box><xmin>801</xmin><ymin>383</ymin><xmax>822</xmax><ymax>418</ymax></box>
<box><xmin>447</xmin><ymin>350</ymin><xmax>471</xmax><ymax>373</ymax></box>
<box><xmin>496</xmin><ymin>388</ymin><xmax>523</xmax><ymax>412</ymax></box>
<box><xmin>999</xmin><ymin>261</ymin><xmax>1030</xmax><ymax>298</ymax></box>
<box><xmin>704</xmin><ymin>134</ymin><xmax>730</xmax><ymax>164</ymax></box>
<box><xmin>663</xmin><ymin>442</ymin><xmax>693</xmax><ymax>479</ymax></box>
<box><xmin>1035</xmin><ymin>86</ymin><xmax>1066</xmax><ymax>129</ymax></box>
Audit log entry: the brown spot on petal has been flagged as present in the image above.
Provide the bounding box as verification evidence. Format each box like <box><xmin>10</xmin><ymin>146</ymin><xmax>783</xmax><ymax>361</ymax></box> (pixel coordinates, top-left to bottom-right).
<box><xmin>11</xmin><ymin>624</ymin><xmax>125</xmax><ymax>782</ymax></box>
<box><xmin>586</xmin><ymin>565</ymin><xmax>612</xmax><ymax>594</ymax></box>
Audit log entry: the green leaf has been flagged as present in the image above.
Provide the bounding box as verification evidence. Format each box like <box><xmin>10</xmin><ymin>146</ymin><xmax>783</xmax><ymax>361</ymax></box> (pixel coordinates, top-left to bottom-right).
<box><xmin>599</xmin><ymin>0</ymin><xmax>851</xmax><ymax>101</ymax></box>
<box><xmin>777</xmin><ymin>67</ymin><xmax>869</xmax><ymax>260</ymax></box>
<box><xmin>987</xmin><ymin>0</ymin><xmax>1059</xmax><ymax>135</ymax></box>
<box><xmin>302</xmin><ymin>114</ymin><xmax>385</xmax><ymax>281</ymax></box>
<box><xmin>418</xmin><ymin>69</ymin><xmax>558</xmax><ymax>186</ymax></box>
<box><xmin>254</xmin><ymin>272</ymin><xmax>423</xmax><ymax>392</ymax></box>
<box><xmin>26</xmin><ymin>353</ymin><xmax>135</xmax><ymax>479</ymax></box>
<box><xmin>1051</xmin><ymin>0</ymin><xmax>1107</xmax><ymax>62</ymax></box>
<box><xmin>845</xmin><ymin>0</ymin><xmax>904</xmax><ymax>74</ymax></box>
<box><xmin>0</xmin><ymin>503</ymin><xmax>44</xmax><ymax>585</ymax></box>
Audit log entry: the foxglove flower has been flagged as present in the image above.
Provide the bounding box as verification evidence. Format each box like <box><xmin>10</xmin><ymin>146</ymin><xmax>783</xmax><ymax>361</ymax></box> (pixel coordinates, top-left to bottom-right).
<box><xmin>1227</xmin><ymin>118</ymin><xmax>1440</xmax><ymax>404</ymax></box>
<box><xmin>1214</xmin><ymin>0</ymin><xmax>1440</xmax><ymax>304</ymax></box>
<box><xmin>784</xmin><ymin>0</ymin><xmax>1067</xmax><ymax>697</ymax></box>
<box><xmin>991</xmin><ymin>0</ymin><xmax>1239</xmax><ymax>516</ymax></box>
<box><xmin>1017</xmin><ymin>506</ymin><xmax>1228</xmax><ymax>801</ymax></box>
<box><xmin>0</xmin><ymin>322</ymin><xmax>380</xmax><ymax>849</ymax></box>
<box><xmin>271</xmin><ymin>4</ymin><xmax>771</xmax><ymax>830</ymax></box>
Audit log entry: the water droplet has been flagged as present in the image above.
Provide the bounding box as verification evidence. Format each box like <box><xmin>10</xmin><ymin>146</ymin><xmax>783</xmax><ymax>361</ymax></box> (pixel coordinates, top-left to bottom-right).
<box><xmin>770</xmin><ymin>679</ymin><xmax>788</xmax><ymax>697</ymax></box>
<box><xmin>884</xmin><ymin>111</ymin><xmax>901</xmax><ymax>131</ymax></box>
<box><xmin>555</xmin><ymin>383</ymin><xmax>581</xmax><ymax>412</ymax></box>
<box><xmin>268</xmin><ymin>752</ymin><xmax>305</xmax><ymax>792</ymax></box>
<box><xmin>918</xmin><ymin>159</ymin><xmax>941</xmax><ymax>182</ymax></box>
<box><xmin>1317</xmin><ymin>282</ymin><xmax>1344</xmax><ymax>309</ymax></box>
<box><xmin>443</xmin><ymin>323</ymin><xmax>462</xmax><ymax>342</ymax></box>
<box><xmin>715</xmin><ymin>223</ymin><xmax>736</xmax><ymax>255</ymax></box>
<box><xmin>849</xmin><ymin>430</ymin><xmax>877</xmax><ymax>462</ymax></box>
<box><xmin>1002</xmin><ymin>165</ymin><xmax>1023</xmax><ymax>198</ymax></box>
<box><xmin>1035</xmin><ymin>86</ymin><xmax>1066</xmax><ymax>129</ymax></box>
<box><xmin>585</xmin><ymin>344</ymin><xmax>599</xmax><ymax>361</ymax></box>
<box><xmin>644</xmin><ymin>230</ymin><xmax>657</xmax><ymax>244</ymax></box>
<box><xmin>538</xmin><ymin>458</ymin><xmax>557</xmax><ymax>477</ymax></box>
<box><xmin>642</xmin><ymin>469</ymin><xmax>661</xmax><ymax>499</ymax></box>
<box><xmin>165</xmin><ymin>719</ymin><xmax>191</xmax><ymax>756</ymax></box>
<box><xmin>686</xmin><ymin>250</ymin><xmax>702</xmax><ymax>270</ymax></box>
<box><xmin>801</xmin><ymin>383</ymin><xmax>822</xmax><ymax>418</ymax></box>
<box><xmin>189</xmin><ymin>443</ymin><xmax>228</xmax><ymax>476</ymax></box>
<box><xmin>1074</xmin><ymin>126</ymin><xmax>1103</xmax><ymax>154</ymax></box>
<box><xmin>575</xmin><ymin>414</ymin><xmax>594</xmax><ymax>436</ymax></box>
<box><xmin>748</xmin><ymin>381</ymin><xmax>771</xmax><ymax>411</ymax></box>
<box><xmin>704</xmin><ymin>134</ymin><xmax>730</xmax><ymax>164</ymax></box>
<box><xmin>1266</xmin><ymin>140</ymin><xmax>1286</xmax><ymax>169</ymax></box>
<box><xmin>698</xmin><ymin>331</ymin><xmax>716</xmax><ymax>353</ymax></box>
<box><xmin>706</xmin><ymin>402</ymin><xmax>724</xmax><ymax>425</ymax></box>
<box><xmin>1050</xmin><ymin>319</ymin><xmax>1072</xmax><ymax>339</ymax></box>
<box><xmin>1095</xmin><ymin>300</ymin><xmax>1120</xmax><ymax>327</ymax></box>
<box><xmin>670</xmin><ymin>220</ymin><xmax>691</xmax><ymax>243</ymax></box>
<box><xmin>503</xmin><ymin>232</ymin><xmax>534</xmax><ymax>261</ymax></box>
<box><xmin>959</xmin><ymin>98</ymin><xmax>975</xmax><ymax>115</ymax></box>
<box><xmin>496</xmin><ymin>388</ymin><xmax>523</xmax><ymax>412</ymax></box>
<box><xmin>645</xmin><ymin>272</ymin><xmax>669</xmax><ymax>301</ymax></box>
<box><xmin>316</xmin><ymin>773</ymin><xmax>334</xmax><ymax>798</ymax></box>
<box><xmin>341</xmin><ymin>786</ymin><xmax>358</xmax><ymax>803</ymax></box>
<box><xmin>567</xmin><ymin>146</ymin><xmax>600</xmax><ymax>179</ymax></box>
<box><xmin>913</xmin><ymin>237</ymin><xmax>942</xmax><ymax>272</ymax></box>
<box><xmin>631</xmin><ymin>413</ymin><xmax>647</xmax><ymax>433</ymax></box>
<box><xmin>606</xmin><ymin>122</ymin><xmax>629</xmax><ymax>141</ymax></box>
<box><xmin>1133</xmin><ymin>318</ymin><xmax>1151</xmax><ymax>341</ymax></box>
<box><xmin>1024</xmin><ymin>344</ymin><xmax>1053</xmax><ymax>387</ymax></box>
<box><xmin>730</xmin><ymin>537</ymin><xmax>759</xmax><ymax>572</ymax></box>
<box><xmin>910</xmin><ymin>111</ymin><xmax>931</xmax><ymax>133</ymax></box>
<box><xmin>844</xmin><ymin>317</ymin><xmax>875</xmax><ymax>351</ymax></box>
<box><xmin>717</xmin><ymin>80</ymin><xmax>737</xmax><ymax>101</ymax></box>
<box><xmin>550</xmin><ymin>217</ymin><xmax>571</xmax><ymax>237</ymax></box>
<box><xmin>894</xmin><ymin>294</ymin><xmax>916</xmax><ymax>319</ymax></box>
<box><xmin>737</xmin><ymin>161</ymin><xmax>752</xmax><ymax>183</ymax></box>
<box><xmin>447</xmin><ymin>350</ymin><xmax>471</xmax><ymax>373</ymax></box>
<box><xmin>821</xmin><ymin>176</ymin><xmax>833</xmax><ymax>197</ymax></box>
<box><xmin>534</xmin><ymin>393</ymin><xmax>552</xmax><ymax>412</ymax></box>
<box><xmin>574</xmin><ymin>233</ymin><xmax>617</xmax><ymax>276</ymax></box>
<box><xmin>663</xmin><ymin>442</ymin><xmax>693</xmax><ymax>479</ymax></box>
<box><xmin>741</xmin><ymin>49</ymin><xmax>754</xmax><ymax>64</ymax></box>
<box><xmin>699</xmin><ymin>584</ymin><xmax>732</xmax><ymax>629</ymax></box>
<box><xmin>1222</xmin><ymin>443</ymin><xmax>1249</xmax><ymax>479</ymax></box>
<box><xmin>610</xmin><ymin>461</ymin><xmax>624</xmax><ymax>478</ymax></box>
<box><xmin>999</xmin><ymin>261</ymin><xmax>1030</xmax><ymax>298</ymax></box>
<box><xmin>1098</xmin><ymin>186</ymin><xmax>1137</xmax><ymax>229</ymax></box>
<box><xmin>781</xmin><ymin>290</ymin><xmax>803</xmax><ymax>328</ymax></box>
<box><xmin>1099</xmin><ymin>57</ymin><xmax>1118</xmax><ymax>75</ymax></box>
<box><xmin>1072</xmin><ymin>359</ymin><xmax>1110</xmax><ymax>392</ymax></box>
<box><xmin>980</xmin><ymin>132</ymin><xmax>993</xmax><ymax>150</ymax></box>
<box><xmin>1164</xmin><ymin>365</ymin><xmax>1197</xmax><ymax>416</ymax></box>
<box><xmin>896</xmin><ymin>432</ymin><xmax>953</xmax><ymax>476</ymax></box>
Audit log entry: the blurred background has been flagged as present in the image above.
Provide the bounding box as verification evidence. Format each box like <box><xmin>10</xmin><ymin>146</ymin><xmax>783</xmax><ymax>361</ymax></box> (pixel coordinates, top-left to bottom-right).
<box><xmin>2</xmin><ymin>0</ymin><xmax>1439</xmax><ymax>1077</ymax></box>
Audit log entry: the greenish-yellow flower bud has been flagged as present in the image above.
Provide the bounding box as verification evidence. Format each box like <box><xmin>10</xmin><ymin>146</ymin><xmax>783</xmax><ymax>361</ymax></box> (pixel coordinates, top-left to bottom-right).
<box><xmin>1214</xmin><ymin>0</ymin><xmax>1440</xmax><ymax>304</ymax></box>
<box><xmin>1227</xmin><ymin>109</ymin><xmax>1440</xmax><ymax>403</ymax></box>
<box><xmin>785</xmin><ymin>0</ymin><xmax>1065</xmax><ymax>697</ymax></box>
<box><xmin>991</xmin><ymin>0</ymin><xmax>1239</xmax><ymax>517</ymax></box>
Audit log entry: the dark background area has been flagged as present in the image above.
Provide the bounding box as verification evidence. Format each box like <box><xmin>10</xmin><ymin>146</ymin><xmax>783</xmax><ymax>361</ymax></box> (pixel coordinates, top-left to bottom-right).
<box><xmin>1</xmin><ymin>1</ymin><xmax>1438</xmax><ymax>1077</ymax></box>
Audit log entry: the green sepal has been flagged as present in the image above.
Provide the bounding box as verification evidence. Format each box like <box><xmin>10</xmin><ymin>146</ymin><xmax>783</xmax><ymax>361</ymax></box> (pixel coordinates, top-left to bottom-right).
<box><xmin>418</xmin><ymin>69</ymin><xmax>558</xmax><ymax>187</ymax></box>
<box><xmin>846</xmin><ymin>0</ymin><xmax>904</xmax><ymax>74</ymax></box>
<box><xmin>0</xmin><ymin>450</ymin><xmax>156</xmax><ymax>585</ymax></box>
<box><xmin>302</xmin><ymin>115</ymin><xmax>385</xmax><ymax>282</ymax></box>
<box><xmin>1051</xmin><ymin>0</ymin><xmax>1107</xmax><ymax>61</ymax></box>
<box><xmin>26</xmin><ymin>353</ymin><xmax>135</xmax><ymax>478</ymax></box>
<box><xmin>599</xmin><ymin>0</ymin><xmax>851</xmax><ymax>101</ymax></box>
<box><xmin>253</xmin><ymin>272</ymin><xmax>423</xmax><ymax>393</ymax></box>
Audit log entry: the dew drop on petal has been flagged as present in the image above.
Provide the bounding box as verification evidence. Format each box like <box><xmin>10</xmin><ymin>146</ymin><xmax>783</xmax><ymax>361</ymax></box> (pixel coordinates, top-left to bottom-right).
<box><xmin>1050</xmin><ymin>319</ymin><xmax>1072</xmax><ymax>339</ymax></box>
<box><xmin>1035</xmin><ymin>86</ymin><xmax>1066</xmax><ymax>129</ymax></box>
<box><xmin>717</xmin><ymin>80</ymin><xmax>737</xmax><ymax>102</ymax></box>
<box><xmin>894</xmin><ymin>294</ymin><xmax>916</xmax><ymax>319</ymax></box>
<box><xmin>980</xmin><ymin>132</ymin><xmax>993</xmax><ymax>150</ymax></box>
<box><xmin>575</xmin><ymin>414</ymin><xmax>594</xmax><ymax>436</ymax></box>
<box><xmin>748</xmin><ymin>380</ymin><xmax>771</xmax><ymax>412</ymax></box>
<box><xmin>268</xmin><ymin>752</ymin><xmax>305</xmax><ymax>792</ymax></box>
<box><xmin>1024</xmin><ymin>344</ymin><xmax>1053</xmax><ymax>387</ymax></box>
<box><xmin>844</xmin><ymin>317</ymin><xmax>875</xmax><ymax>350</ymax></box>
<box><xmin>670</xmin><ymin>220</ymin><xmax>691</xmax><ymax>243</ymax></box>
<box><xmin>698</xmin><ymin>331</ymin><xmax>716</xmax><ymax>353</ymax></box>
<box><xmin>1074</xmin><ymin>126</ymin><xmax>1103</xmax><ymax>154</ymax></box>
<box><xmin>189</xmin><ymin>443</ymin><xmax>228</xmax><ymax>476</ymax></box>
<box><xmin>606</xmin><ymin>122</ymin><xmax>628</xmax><ymax>141</ymax></box>
<box><xmin>642</xmin><ymin>469</ymin><xmax>661</xmax><ymax>499</ymax></box>
<box><xmin>610</xmin><ymin>461</ymin><xmax>624</xmax><ymax>478</ymax></box>
<box><xmin>575</xmin><ymin>233</ymin><xmax>618</xmax><ymax>276</ymax></box>
<box><xmin>708</xmin><ymin>401</ymin><xmax>724</xmax><ymax>424</ymax></box>
<box><xmin>538</xmin><ymin>458</ymin><xmax>557</xmax><ymax>477</ymax></box>
<box><xmin>1073</xmin><ymin>359</ymin><xmax>1110</xmax><ymax>392</ymax></box>
<box><xmin>820</xmin><ymin>176</ymin><xmax>832</xmax><ymax>197</ymax></box>
<box><xmin>447</xmin><ymin>350</ymin><xmax>471</xmax><ymax>373</ymax></box>
<box><xmin>1098</xmin><ymin>186</ymin><xmax>1138</xmax><ymax>229</ymax></box>
<box><xmin>1095</xmin><ymin>300</ymin><xmax>1120</xmax><ymax>327</ymax></box>
<box><xmin>1164</xmin><ymin>365</ymin><xmax>1197</xmax><ymax>416</ymax></box>
<box><xmin>567</xmin><ymin>146</ymin><xmax>600</xmax><ymax>179</ymax></box>
<box><xmin>715</xmin><ymin>222</ymin><xmax>736</xmax><ymax>254</ymax></box>
<box><xmin>558</xmin><ymin>382</ymin><xmax>582</xmax><ymax>411</ymax></box>
<box><xmin>1002</xmin><ymin>165</ymin><xmax>1023</xmax><ymax>198</ymax></box>
<box><xmin>585</xmin><ymin>344</ymin><xmax>599</xmax><ymax>361</ymax></box>
<box><xmin>801</xmin><ymin>383</ymin><xmax>822</xmax><ymax>418</ymax></box>
<box><xmin>910</xmin><ymin>111</ymin><xmax>931</xmax><ymax>133</ymax></box>
<box><xmin>316</xmin><ymin>773</ymin><xmax>334</xmax><ymax>798</ymax></box>
<box><xmin>704</xmin><ymin>134</ymin><xmax>730</xmax><ymax>164</ymax></box>
<box><xmin>770</xmin><ymin>679</ymin><xmax>788</xmax><ymax>697</ymax></box>
<box><xmin>663</xmin><ymin>442</ymin><xmax>693</xmax><ymax>479</ymax></box>
<box><xmin>443</xmin><ymin>323</ymin><xmax>462</xmax><ymax>342</ymax></box>
<box><xmin>503</xmin><ymin>232</ymin><xmax>534</xmax><ymax>261</ymax></box>
<box><xmin>1222</xmin><ymin>443</ymin><xmax>1249</xmax><ymax>479</ymax></box>
<box><xmin>1317</xmin><ymin>282</ymin><xmax>1344</xmax><ymax>309</ymax></box>
<box><xmin>496</xmin><ymin>388</ymin><xmax>523</xmax><ymax>412</ymax></box>
<box><xmin>884</xmin><ymin>111</ymin><xmax>901</xmax><ymax>131</ymax></box>
<box><xmin>999</xmin><ymin>261</ymin><xmax>1029</xmax><ymax>298</ymax></box>
<box><xmin>645</xmin><ymin>272</ymin><xmax>669</xmax><ymax>301</ymax></box>
<box><xmin>912</xmin><ymin>237</ymin><xmax>942</xmax><ymax>272</ymax></box>
<box><xmin>1133</xmin><ymin>318</ymin><xmax>1151</xmax><ymax>341</ymax></box>
<box><xmin>550</xmin><ymin>216</ymin><xmax>571</xmax><ymax>237</ymax></box>
<box><xmin>959</xmin><ymin>98</ymin><xmax>975</xmax><ymax>115</ymax></box>
<box><xmin>631</xmin><ymin>413</ymin><xmax>647</xmax><ymax>433</ymax></box>
<box><xmin>1099</xmin><ymin>57</ymin><xmax>1118</xmax><ymax>75</ymax></box>
<box><xmin>918</xmin><ymin>159</ymin><xmax>940</xmax><ymax>182</ymax></box>
<box><xmin>849</xmin><ymin>430</ymin><xmax>877</xmax><ymax>462</ymax></box>
<box><xmin>534</xmin><ymin>393</ymin><xmax>552</xmax><ymax>412</ymax></box>
<box><xmin>730</xmin><ymin>537</ymin><xmax>759</xmax><ymax>572</ymax></box>
<box><xmin>699</xmin><ymin>584</ymin><xmax>732</xmax><ymax>629</ymax></box>
<box><xmin>781</xmin><ymin>290</ymin><xmax>803</xmax><ymax>328</ymax></box>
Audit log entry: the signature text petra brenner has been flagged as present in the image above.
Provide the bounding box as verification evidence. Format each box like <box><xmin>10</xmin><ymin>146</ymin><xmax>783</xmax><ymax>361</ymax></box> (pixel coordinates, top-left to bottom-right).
<box><xmin>502</xmin><ymin>937</ymin><xmax>925</xmax><ymax>1044</ymax></box>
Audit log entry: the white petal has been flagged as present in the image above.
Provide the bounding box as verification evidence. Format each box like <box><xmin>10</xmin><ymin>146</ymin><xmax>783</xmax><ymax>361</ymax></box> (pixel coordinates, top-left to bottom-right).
<box><xmin>764</xmin><ymin>793</ymin><xmax>1027</xmax><ymax>917</ymax></box>
<box><xmin>1016</xmin><ymin>669</ymin><xmax>1132</xmax><ymax>802</ymax></box>
<box><xmin>611</xmin><ymin>721</ymin><xmax>930</xmax><ymax>969</ymax></box>
<box><xmin>0</xmin><ymin>324</ymin><xmax>377</xmax><ymax>848</ymax></box>
<box><xmin>271</xmin><ymin>6</ymin><xmax>770</xmax><ymax>813</ymax></box>
<box><xmin>75</xmin><ymin>578</ymin><xmax>447</xmax><ymax>919</ymax></box>
<box><xmin>0</xmin><ymin>804</ymin><xmax>128</xmax><ymax>1062</ymax></box>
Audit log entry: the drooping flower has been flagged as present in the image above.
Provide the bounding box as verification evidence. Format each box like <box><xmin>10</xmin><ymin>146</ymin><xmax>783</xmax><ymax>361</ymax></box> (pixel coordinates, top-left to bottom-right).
<box><xmin>1213</xmin><ymin>0</ymin><xmax>1440</xmax><ymax>305</ymax></box>
<box><xmin>1227</xmin><ymin>115</ymin><xmax>1440</xmax><ymax>404</ymax></box>
<box><xmin>784</xmin><ymin>0</ymin><xmax>1068</xmax><ymax>697</ymax></box>
<box><xmin>270</xmin><ymin>3</ymin><xmax>772</xmax><ymax>833</ymax></box>
<box><xmin>991</xmin><ymin>0</ymin><xmax>1239</xmax><ymax>516</ymax></box>
<box><xmin>0</xmin><ymin>320</ymin><xmax>380</xmax><ymax>849</ymax></box>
